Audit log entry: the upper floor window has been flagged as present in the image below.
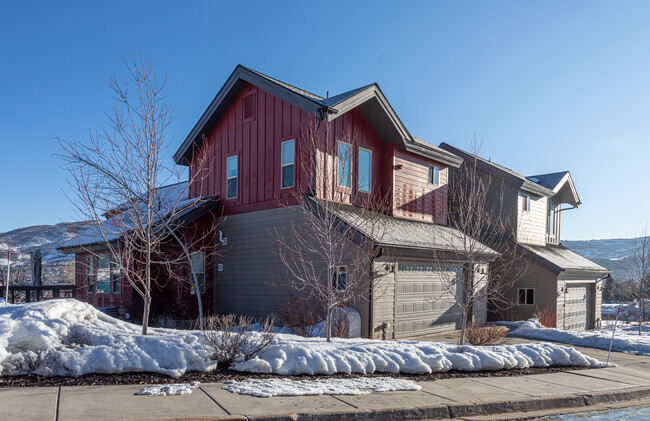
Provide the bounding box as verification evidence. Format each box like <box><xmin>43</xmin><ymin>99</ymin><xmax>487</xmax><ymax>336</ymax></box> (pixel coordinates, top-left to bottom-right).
<box><xmin>358</xmin><ymin>147</ymin><xmax>372</xmax><ymax>193</ymax></box>
<box><xmin>281</xmin><ymin>140</ymin><xmax>295</xmax><ymax>189</ymax></box>
<box><xmin>337</xmin><ymin>141</ymin><xmax>352</xmax><ymax>188</ymax></box>
<box><xmin>226</xmin><ymin>155</ymin><xmax>238</xmax><ymax>199</ymax></box>
<box><xmin>333</xmin><ymin>266</ymin><xmax>347</xmax><ymax>291</ymax></box>
<box><xmin>523</xmin><ymin>195</ymin><xmax>531</xmax><ymax>212</ymax></box>
<box><xmin>428</xmin><ymin>165</ymin><xmax>440</xmax><ymax>186</ymax></box>
<box><xmin>190</xmin><ymin>251</ymin><xmax>206</xmax><ymax>294</ymax></box>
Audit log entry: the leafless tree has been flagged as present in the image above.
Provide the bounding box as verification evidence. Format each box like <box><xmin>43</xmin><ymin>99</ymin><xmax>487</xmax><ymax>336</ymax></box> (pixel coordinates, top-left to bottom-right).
<box><xmin>275</xmin><ymin>119</ymin><xmax>394</xmax><ymax>342</ymax></box>
<box><xmin>432</xmin><ymin>138</ymin><xmax>529</xmax><ymax>345</ymax></box>
<box><xmin>58</xmin><ymin>53</ymin><xmax>219</xmax><ymax>333</ymax></box>
<box><xmin>626</xmin><ymin>228</ymin><xmax>650</xmax><ymax>335</ymax></box>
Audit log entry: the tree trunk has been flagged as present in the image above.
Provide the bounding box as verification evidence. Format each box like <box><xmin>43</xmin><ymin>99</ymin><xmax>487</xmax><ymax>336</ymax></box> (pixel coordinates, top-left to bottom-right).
<box><xmin>326</xmin><ymin>305</ymin><xmax>333</xmax><ymax>342</ymax></box>
<box><xmin>142</xmin><ymin>292</ymin><xmax>151</xmax><ymax>335</ymax></box>
<box><xmin>458</xmin><ymin>312</ymin><xmax>467</xmax><ymax>346</ymax></box>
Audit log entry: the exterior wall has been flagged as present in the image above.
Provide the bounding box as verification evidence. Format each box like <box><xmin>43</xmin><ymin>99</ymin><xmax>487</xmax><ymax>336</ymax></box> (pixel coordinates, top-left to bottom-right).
<box><xmin>371</xmin><ymin>256</ymin><xmax>395</xmax><ymax>339</ymax></box>
<box><xmin>504</xmin><ymin>261</ymin><xmax>558</xmax><ymax>322</ymax></box>
<box><xmin>215</xmin><ymin>206</ymin><xmax>371</xmax><ymax>337</ymax></box>
<box><xmin>517</xmin><ymin>192</ymin><xmax>548</xmax><ymax>246</ymax></box>
<box><xmin>75</xmin><ymin>251</ymin><xmax>133</xmax><ymax>317</ymax></box>
<box><xmin>393</xmin><ymin>149</ymin><xmax>448</xmax><ymax>225</ymax></box>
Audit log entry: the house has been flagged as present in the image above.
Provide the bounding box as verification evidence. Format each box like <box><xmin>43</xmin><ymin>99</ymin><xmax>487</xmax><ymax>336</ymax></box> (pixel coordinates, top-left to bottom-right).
<box><xmin>170</xmin><ymin>65</ymin><xmax>500</xmax><ymax>339</ymax></box>
<box><xmin>439</xmin><ymin>143</ymin><xmax>610</xmax><ymax>330</ymax></box>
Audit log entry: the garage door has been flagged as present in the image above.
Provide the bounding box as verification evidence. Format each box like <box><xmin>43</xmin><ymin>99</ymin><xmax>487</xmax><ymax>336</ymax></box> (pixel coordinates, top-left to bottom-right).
<box><xmin>564</xmin><ymin>284</ymin><xmax>593</xmax><ymax>330</ymax></box>
<box><xmin>394</xmin><ymin>261</ymin><xmax>464</xmax><ymax>338</ymax></box>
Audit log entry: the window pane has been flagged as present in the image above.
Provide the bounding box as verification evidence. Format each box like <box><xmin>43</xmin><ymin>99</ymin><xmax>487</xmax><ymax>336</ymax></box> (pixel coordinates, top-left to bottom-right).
<box><xmin>227</xmin><ymin>156</ymin><xmax>237</xmax><ymax>178</ymax></box>
<box><xmin>111</xmin><ymin>254</ymin><xmax>121</xmax><ymax>294</ymax></box>
<box><xmin>336</xmin><ymin>267</ymin><xmax>347</xmax><ymax>290</ymax></box>
<box><xmin>338</xmin><ymin>143</ymin><xmax>351</xmax><ymax>187</ymax></box>
<box><xmin>227</xmin><ymin>178</ymin><xmax>237</xmax><ymax>199</ymax></box>
<box><xmin>86</xmin><ymin>256</ymin><xmax>94</xmax><ymax>293</ymax></box>
<box><xmin>358</xmin><ymin>148</ymin><xmax>371</xmax><ymax>192</ymax></box>
<box><xmin>518</xmin><ymin>289</ymin><xmax>525</xmax><ymax>305</ymax></box>
<box><xmin>281</xmin><ymin>140</ymin><xmax>294</xmax><ymax>166</ymax></box>
<box><xmin>97</xmin><ymin>254</ymin><xmax>110</xmax><ymax>293</ymax></box>
<box><xmin>526</xmin><ymin>289</ymin><xmax>534</xmax><ymax>305</ymax></box>
<box><xmin>282</xmin><ymin>164</ymin><xmax>294</xmax><ymax>188</ymax></box>
<box><xmin>434</xmin><ymin>166</ymin><xmax>440</xmax><ymax>185</ymax></box>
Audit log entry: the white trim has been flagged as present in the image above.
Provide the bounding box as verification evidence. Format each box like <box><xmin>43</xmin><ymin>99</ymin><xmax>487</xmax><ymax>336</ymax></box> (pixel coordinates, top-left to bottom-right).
<box><xmin>358</xmin><ymin>146</ymin><xmax>372</xmax><ymax>193</ymax></box>
<box><xmin>337</xmin><ymin>141</ymin><xmax>352</xmax><ymax>188</ymax></box>
<box><xmin>280</xmin><ymin>140</ymin><xmax>295</xmax><ymax>189</ymax></box>
<box><xmin>226</xmin><ymin>155</ymin><xmax>238</xmax><ymax>199</ymax></box>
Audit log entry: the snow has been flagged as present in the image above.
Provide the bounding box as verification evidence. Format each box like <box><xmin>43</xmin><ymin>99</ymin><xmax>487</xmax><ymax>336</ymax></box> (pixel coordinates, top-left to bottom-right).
<box><xmin>0</xmin><ymin>299</ymin><xmax>216</xmax><ymax>377</ymax></box>
<box><xmin>136</xmin><ymin>381</ymin><xmax>201</xmax><ymax>396</ymax></box>
<box><xmin>511</xmin><ymin>318</ymin><xmax>650</xmax><ymax>356</ymax></box>
<box><xmin>231</xmin><ymin>333</ymin><xmax>606</xmax><ymax>375</ymax></box>
<box><xmin>0</xmin><ymin>300</ymin><xmax>606</xmax><ymax>379</ymax></box>
<box><xmin>222</xmin><ymin>377</ymin><xmax>421</xmax><ymax>398</ymax></box>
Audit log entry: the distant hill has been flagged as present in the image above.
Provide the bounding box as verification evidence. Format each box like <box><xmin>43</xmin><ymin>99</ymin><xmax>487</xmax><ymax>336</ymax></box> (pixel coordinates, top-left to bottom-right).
<box><xmin>562</xmin><ymin>237</ymin><xmax>644</xmax><ymax>281</ymax></box>
<box><xmin>0</xmin><ymin>222</ymin><xmax>93</xmax><ymax>285</ymax></box>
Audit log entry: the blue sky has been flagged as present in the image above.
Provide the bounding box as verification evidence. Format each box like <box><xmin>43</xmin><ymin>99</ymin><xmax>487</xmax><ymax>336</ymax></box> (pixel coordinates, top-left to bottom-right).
<box><xmin>1</xmin><ymin>1</ymin><xmax>648</xmax><ymax>240</ymax></box>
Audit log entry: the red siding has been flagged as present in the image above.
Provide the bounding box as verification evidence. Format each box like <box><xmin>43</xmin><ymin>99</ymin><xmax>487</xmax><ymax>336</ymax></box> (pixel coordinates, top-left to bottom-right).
<box><xmin>75</xmin><ymin>252</ymin><xmax>133</xmax><ymax>316</ymax></box>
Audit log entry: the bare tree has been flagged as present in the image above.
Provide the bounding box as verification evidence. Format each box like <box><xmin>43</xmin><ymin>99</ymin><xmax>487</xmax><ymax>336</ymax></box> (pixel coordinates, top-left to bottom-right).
<box><xmin>275</xmin><ymin>119</ymin><xmax>393</xmax><ymax>342</ymax></box>
<box><xmin>626</xmin><ymin>228</ymin><xmax>650</xmax><ymax>335</ymax></box>
<box><xmin>58</xmin><ymin>54</ymin><xmax>218</xmax><ymax>333</ymax></box>
<box><xmin>433</xmin><ymin>139</ymin><xmax>529</xmax><ymax>345</ymax></box>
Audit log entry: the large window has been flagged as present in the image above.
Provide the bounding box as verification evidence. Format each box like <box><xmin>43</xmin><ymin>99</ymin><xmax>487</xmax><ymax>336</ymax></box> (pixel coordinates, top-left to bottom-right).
<box><xmin>518</xmin><ymin>288</ymin><xmax>535</xmax><ymax>305</ymax></box>
<box><xmin>281</xmin><ymin>140</ymin><xmax>295</xmax><ymax>188</ymax></box>
<box><xmin>358</xmin><ymin>147</ymin><xmax>371</xmax><ymax>193</ymax></box>
<box><xmin>337</xmin><ymin>141</ymin><xmax>352</xmax><ymax>188</ymax></box>
<box><xmin>190</xmin><ymin>251</ymin><xmax>205</xmax><ymax>294</ymax></box>
<box><xmin>96</xmin><ymin>254</ymin><xmax>110</xmax><ymax>293</ymax></box>
<box><xmin>333</xmin><ymin>266</ymin><xmax>347</xmax><ymax>291</ymax></box>
<box><xmin>428</xmin><ymin>165</ymin><xmax>440</xmax><ymax>186</ymax></box>
<box><xmin>86</xmin><ymin>255</ymin><xmax>94</xmax><ymax>293</ymax></box>
<box><xmin>111</xmin><ymin>254</ymin><xmax>121</xmax><ymax>294</ymax></box>
<box><xmin>226</xmin><ymin>155</ymin><xmax>238</xmax><ymax>199</ymax></box>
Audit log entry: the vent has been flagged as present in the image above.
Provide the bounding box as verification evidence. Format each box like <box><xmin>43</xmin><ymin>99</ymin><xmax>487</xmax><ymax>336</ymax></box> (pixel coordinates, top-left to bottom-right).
<box><xmin>243</xmin><ymin>93</ymin><xmax>256</xmax><ymax>121</ymax></box>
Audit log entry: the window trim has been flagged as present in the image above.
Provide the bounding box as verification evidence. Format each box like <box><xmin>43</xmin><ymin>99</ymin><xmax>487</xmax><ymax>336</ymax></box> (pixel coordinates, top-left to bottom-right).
<box><xmin>334</xmin><ymin>266</ymin><xmax>348</xmax><ymax>291</ymax></box>
<box><xmin>226</xmin><ymin>155</ymin><xmax>238</xmax><ymax>199</ymax></box>
<box><xmin>280</xmin><ymin>139</ymin><xmax>295</xmax><ymax>189</ymax></box>
<box><xmin>358</xmin><ymin>146</ymin><xmax>372</xmax><ymax>193</ymax></box>
<box><xmin>337</xmin><ymin>141</ymin><xmax>352</xmax><ymax>189</ymax></box>
<box><xmin>518</xmin><ymin>288</ymin><xmax>535</xmax><ymax>305</ymax></box>
<box><xmin>428</xmin><ymin>165</ymin><xmax>440</xmax><ymax>186</ymax></box>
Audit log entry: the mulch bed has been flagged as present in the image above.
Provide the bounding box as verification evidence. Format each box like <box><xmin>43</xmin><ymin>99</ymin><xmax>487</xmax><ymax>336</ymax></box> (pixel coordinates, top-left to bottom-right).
<box><xmin>0</xmin><ymin>365</ymin><xmax>590</xmax><ymax>389</ymax></box>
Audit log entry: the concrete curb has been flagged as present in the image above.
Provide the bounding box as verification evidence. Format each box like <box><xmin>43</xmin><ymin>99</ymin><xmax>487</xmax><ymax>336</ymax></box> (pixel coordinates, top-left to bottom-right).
<box><xmin>237</xmin><ymin>386</ymin><xmax>650</xmax><ymax>420</ymax></box>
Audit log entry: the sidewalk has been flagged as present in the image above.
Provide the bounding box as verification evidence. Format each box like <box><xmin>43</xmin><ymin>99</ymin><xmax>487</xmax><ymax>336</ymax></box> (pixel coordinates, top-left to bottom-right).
<box><xmin>2</xmin><ymin>343</ymin><xmax>650</xmax><ymax>421</ymax></box>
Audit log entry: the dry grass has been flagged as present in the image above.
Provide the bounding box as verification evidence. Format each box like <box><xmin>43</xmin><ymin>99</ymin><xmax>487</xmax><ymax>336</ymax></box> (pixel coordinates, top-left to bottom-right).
<box><xmin>461</xmin><ymin>323</ymin><xmax>508</xmax><ymax>346</ymax></box>
<box><xmin>201</xmin><ymin>314</ymin><xmax>275</xmax><ymax>365</ymax></box>
<box><xmin>533</xmin><ymin>306</ymin><xmax>557</xmax><ymax>328</ymax></box>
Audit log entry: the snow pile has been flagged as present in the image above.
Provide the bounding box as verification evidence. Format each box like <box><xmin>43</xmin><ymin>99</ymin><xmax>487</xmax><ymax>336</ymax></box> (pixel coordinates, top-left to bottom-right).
<box><xmin>602</xmin><ymin>302</ymin><xmax>647</xmax><ymax>322</ymax></box>
<box><xmin>0</xmin><ymin>299</ymin><xmax>216</xmax><ymax>377</ymax></box>
<box><xmin>512</xmin><ymin>318</ymin><xmax>650</xmax><ymax>356</ymax></box>
<box><xmin>136</xmin><ymin>381</ymin><xmax>201</xmax><ymax>396</ymax></box>
<box><xmin>231</xmin><ymin>333</ymin><xmax>606</xmax><ymax>375</ymax></box>
<box><xmin>222</xmin><ymin>377</ymin><xmax>420</xmax><ymax>398</ymax></box>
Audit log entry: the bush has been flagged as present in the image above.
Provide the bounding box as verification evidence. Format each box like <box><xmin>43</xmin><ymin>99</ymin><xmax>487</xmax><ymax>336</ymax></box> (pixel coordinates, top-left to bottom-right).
<box><xmin>533</xmin><ymin>306</ymin><xmax>557</xmax><ymax>328</ymax></box>
<box><xmin>331</xmin><ymin>307</ymin><xmax>351</xmax><ymax>338</ymax></box>
<box><xmin>462</xmin><ymin>323</ymin><xmax>508</xmax><ymax>346</ymax></box>
<box><xmin>201</xmin><ymin>314</ymin><xmax>275</xmax><ymax>365</ymax></box>
<box><xmin>278</xmin><ymin>294</ymin><xmax>320</xmax><ymax>337</ymax></box>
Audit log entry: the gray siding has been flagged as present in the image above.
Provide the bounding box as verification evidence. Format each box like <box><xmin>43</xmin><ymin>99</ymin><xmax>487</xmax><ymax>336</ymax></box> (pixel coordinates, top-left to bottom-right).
<box><xmin>504</xmin><ymin>262</ymin><xmax>558</xmax><ymax>321</ymax></box>
<box><xmin>371</xmin><ymin>257</ymin><xmax>395</xmax><ymax>339</ymax></box>
<box><xmin>517</xmin><ymin>193</ymin><xmax>548</xmax><ymax>246</ymax></box>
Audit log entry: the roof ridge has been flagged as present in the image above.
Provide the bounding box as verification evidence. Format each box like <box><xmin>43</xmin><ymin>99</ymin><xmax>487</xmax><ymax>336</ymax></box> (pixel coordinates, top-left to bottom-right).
<box><xmin>238</xmin><ymin>65</ymin><xmax>324</xmax><ymax>101</ymax></box>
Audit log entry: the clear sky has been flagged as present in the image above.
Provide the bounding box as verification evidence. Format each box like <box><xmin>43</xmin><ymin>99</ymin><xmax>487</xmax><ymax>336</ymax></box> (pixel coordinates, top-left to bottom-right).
<box><xmin>1</xmin><ymin>1</ymin><xmax>648</xmax><ymax>240</ymax></box>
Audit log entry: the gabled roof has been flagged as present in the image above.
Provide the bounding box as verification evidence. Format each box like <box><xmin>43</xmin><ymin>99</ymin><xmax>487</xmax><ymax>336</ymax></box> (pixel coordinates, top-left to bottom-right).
<box><xmin>527</xmin><ymin>171</ymin><xmax>581</xmax><ymax>207</ymax></box>
<box><xmin>438</xmin><ymin>143</ymin><xmax>554</xmax><ymax>197</ymax></box>
<box><xmin>520</xmin><ymin>243</ymin><xmax>610</xmax><ymax>276</ymax></box>
<box><xmin>312</xmin><ymin>198</ymin><xmax>499</xmax><ymax>259</ymax></box>
<box><xmin>173</xmin><ymin>65</ymin><xmax>462</xmax><ymax>168</ymax></box>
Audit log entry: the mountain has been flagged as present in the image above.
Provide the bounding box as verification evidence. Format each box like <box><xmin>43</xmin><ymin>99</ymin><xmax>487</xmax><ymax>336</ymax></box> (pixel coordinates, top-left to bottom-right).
<box><xmin>0</xmin><ymin>222</ymin><xmax>93</xmax><ymax>285</ymax></box>
<box><xmin>562</xmin><ymin>237</ymin><xmax>644</xmax><ymax>281</ymax></box>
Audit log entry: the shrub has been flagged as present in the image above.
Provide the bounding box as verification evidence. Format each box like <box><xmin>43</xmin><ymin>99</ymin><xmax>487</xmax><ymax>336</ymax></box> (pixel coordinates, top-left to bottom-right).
<box><xmin>331</xmin><ymin>307</ymin><xmax>351</xmax><ymax>338</ymax></box>
<box><xmin>461</xmin><ymin>323</ymin><xmax>508</xmax><ymax>346</ymax></box>
<box><xmin>278</xmin><ymin>294</ymin><xmax>320</xmax><ymax>337</ymax></box>
<box><xmin>533</xmin><ymin>306</ymin><xmax>557</xmax><ymax>328</ymax></box>
<box><xmin>201</xmin><ymin>314</ymin><xmax>275</xmax><ymax>365</ymax></box>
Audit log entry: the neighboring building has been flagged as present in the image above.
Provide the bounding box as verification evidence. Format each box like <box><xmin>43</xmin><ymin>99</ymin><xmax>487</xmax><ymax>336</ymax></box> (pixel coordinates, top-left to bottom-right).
<box><xmin>439</xmin><ymin>144</ymin><xmax>610</xmax><ymax>330</ymax></box>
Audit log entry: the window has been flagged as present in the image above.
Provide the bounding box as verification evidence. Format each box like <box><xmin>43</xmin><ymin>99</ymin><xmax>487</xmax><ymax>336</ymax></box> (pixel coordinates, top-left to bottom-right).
<box><xmin>281</xmin><ymin>140</ymin><xmax>295</xmax><ymax>188</ymax></box>
<box><xmin>428</xmin><ymin>165</ymin><xmax>440</xmax><ymax>186</ymax></box>
<box><xmin>518</xmin><ymin>288</ymin><xmax>535</xmax><ymax>305</ymax></box>
<box><xmin>190</xmin><ymin>251</ymin><xmax>205</xmax><ymax>294</ymax></box>
<box><xmin>337</xmin><ymin>141</ymin><xmax>352</xmax><ymax>188</ymax></box>
<box><xmin>333</xmin><ymin>266</ymin><xmax>347</xmax><ymax>291</ymax></box>
<box><xmin>86</xmin><ymin>255</ymin><xmax>94</xmax><ymax>293</ymax></box>
<box><xmin>226</xmin><ymin>155</ymin><xmax>238</xmax><ymax>199</ymax></box>
<box><xmin>111</xmin><ymin>254</ymin><xmax>121</xmax><ymax>294</ymax></box>
<box><xmin>523</xmin><ymin>195</ymin><xmax>531</xmax><ymax>212</ymax></box>
<box><xmin>96</xmin><ymin>254</ymin><xmax>110</xmax><ymax>293</ymax></box>
<box><xmin>358</xmin><ymin>147</ymin><xmax>372</xmax><ymax>193</ymax></box>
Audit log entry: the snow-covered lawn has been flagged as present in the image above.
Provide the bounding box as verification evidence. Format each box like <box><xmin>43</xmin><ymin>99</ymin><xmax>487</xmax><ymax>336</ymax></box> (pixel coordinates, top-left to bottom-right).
<box><xmin>0</xmin><ymin>300</ymin><xmax>606</xmax><ymax>378</ymax></box>
<box><xmin>511</xmin><ymin>319</ymin><xmax>650</xmax><ymax>356</ymax></box>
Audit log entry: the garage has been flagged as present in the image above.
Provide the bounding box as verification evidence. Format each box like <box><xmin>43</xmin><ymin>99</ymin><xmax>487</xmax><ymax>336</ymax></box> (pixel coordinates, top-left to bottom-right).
<box><xmin>563</xmin><ymin>283</ymin><xmax>593</xmax><ymax>330</ymax></box>
<box><xmin>393</xmin><ymin>261</ymin><xmax>464</xmax><ymax>338</ymax></box>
